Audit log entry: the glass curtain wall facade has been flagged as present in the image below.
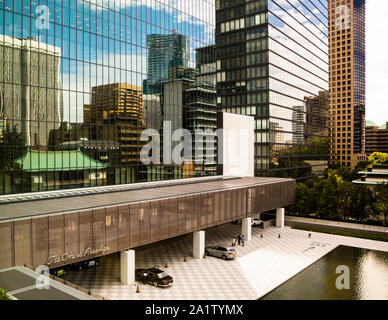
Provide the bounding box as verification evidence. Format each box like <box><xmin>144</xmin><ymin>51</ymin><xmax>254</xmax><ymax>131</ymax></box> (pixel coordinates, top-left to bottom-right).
<box><xmin>216</xmin><ymin>0</ymin><xmax>329</xmax><ymax>180</ymax></box>
<box><xmin>0</xmin><ymin>0</ymin><xmax>216</xmax><ymax>195</ymax></box>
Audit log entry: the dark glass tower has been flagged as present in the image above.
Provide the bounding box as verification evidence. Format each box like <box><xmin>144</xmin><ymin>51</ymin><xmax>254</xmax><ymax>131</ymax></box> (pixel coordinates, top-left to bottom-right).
<box><xmin>216</xmin><ymin>0</ymin><xmax>329</xmax><ymax>180</ymax></box>
<box><xmin>143</xmin><ymin>34</ymin><xmax>190</xmax><ymax>95</ymax></box>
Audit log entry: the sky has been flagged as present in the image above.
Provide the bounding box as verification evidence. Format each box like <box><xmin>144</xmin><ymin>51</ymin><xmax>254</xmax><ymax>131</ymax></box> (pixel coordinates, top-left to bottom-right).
<box><xmin>366</xmin><ymin>0</ymin><xmax>388</xmax><ymax>126</ymax></box>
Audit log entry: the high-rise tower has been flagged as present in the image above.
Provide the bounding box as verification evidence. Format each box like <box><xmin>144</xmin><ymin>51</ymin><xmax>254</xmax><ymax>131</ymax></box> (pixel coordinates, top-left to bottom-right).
<box><xmin>143</xmin><ymin>34</ymin><xmax>190</xmax><ymax>94</ymax></box>
<box><xmin>328</xmin><ymin>0</ymin><xmax>366</xmax><ymax>167</ymax></box>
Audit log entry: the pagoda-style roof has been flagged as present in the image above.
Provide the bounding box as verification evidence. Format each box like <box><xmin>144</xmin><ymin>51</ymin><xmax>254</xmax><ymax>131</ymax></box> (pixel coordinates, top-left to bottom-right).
<box><xmin>15</xmin><ymin>148</ymin><xmax>109</xmax><ymax>172</ymax></box>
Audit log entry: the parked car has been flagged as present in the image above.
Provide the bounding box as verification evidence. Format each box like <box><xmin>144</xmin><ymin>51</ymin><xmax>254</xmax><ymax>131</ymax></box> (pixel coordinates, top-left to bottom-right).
<box><xmin>252</xmin><ymin>218</ymin><xmax>263</xmax><ymax>227</ymax></box>
<box><xmin>135</xmin><ymin>267</ymin><xmax>173</xmax><ymax>287</ymax></box>
<box><xmin>70</xmin><ymin>258</ymin><xmax>100</xmax><ymax>271</ymax></box>
<box><xmin>205</xmin><ymin>245</ymin><xmax>236</xmax><ymax>260</ymax></box>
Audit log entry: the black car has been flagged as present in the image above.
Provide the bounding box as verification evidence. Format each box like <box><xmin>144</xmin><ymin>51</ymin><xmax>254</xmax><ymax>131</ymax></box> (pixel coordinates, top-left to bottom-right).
<box><xmin>135</xmin><ymin>267</ymin><xmax>173</xmax><ymax>288</ymax></box>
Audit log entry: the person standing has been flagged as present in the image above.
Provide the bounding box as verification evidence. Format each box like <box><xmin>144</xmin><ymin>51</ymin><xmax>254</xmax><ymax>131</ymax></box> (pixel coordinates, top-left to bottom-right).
<box><xmin>241</xmin><ymin>234</ymin><xmax>245</xmax><ymax>246</ymax></box>
<box><xmin>238</xmin><ymin>235</ymin><xmax>241</xmax><ymax>245</ymax></box>
<box><xmin>232</xmin><ymin>236</ymin><xmax>236</xmax><ymax>247</ymax></box>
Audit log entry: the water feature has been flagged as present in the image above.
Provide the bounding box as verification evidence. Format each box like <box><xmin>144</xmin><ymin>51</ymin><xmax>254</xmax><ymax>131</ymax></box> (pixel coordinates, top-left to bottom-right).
<box><xmin>261</xmin><ymin>246</ymin><xmax>388</xmax><ymax>300</ymax></box>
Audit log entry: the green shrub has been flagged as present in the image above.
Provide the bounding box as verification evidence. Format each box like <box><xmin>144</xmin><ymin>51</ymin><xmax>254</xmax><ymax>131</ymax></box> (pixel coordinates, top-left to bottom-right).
<box><xmin>0</xmin><ymin>288</ymin><xmax>11</xmax><ymax>300</ymax></box>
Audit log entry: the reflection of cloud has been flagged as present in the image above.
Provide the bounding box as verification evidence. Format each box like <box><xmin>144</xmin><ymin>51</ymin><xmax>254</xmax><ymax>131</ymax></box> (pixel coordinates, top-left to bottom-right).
<box><xmin>84</xmin><ymin>0</ymin><xmax>215</xmax><ymax>28</ymax></box>
<box><xmin>63</xmin><ymin>0</ymin><xmax>217</xmax><ymax>123</ymax></box>
<box><xmin>80</xmin><ymin>0</ymin><xmax>215</xmax><ymax>49</ymax></box>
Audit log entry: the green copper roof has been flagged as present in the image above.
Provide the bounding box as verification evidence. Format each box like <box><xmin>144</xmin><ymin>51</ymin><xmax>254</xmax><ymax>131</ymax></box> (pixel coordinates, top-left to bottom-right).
<box><xmin>366</xmin><ymin>120</ymin><xmax>378</xmax><ymax>127</ymax></box>
<box><xmin>15</xmin><ymin>148</ymin><xmax>109</xmax><ymax>172</ymax></box>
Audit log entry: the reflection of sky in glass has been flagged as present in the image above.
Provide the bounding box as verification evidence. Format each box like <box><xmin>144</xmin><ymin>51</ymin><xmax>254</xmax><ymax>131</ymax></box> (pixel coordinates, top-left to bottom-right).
<box><xmin>0</xmin><ymin>0</ymin><xmax>215</xmax><ymax>122</ymax></box>
<box><xmin>267</xmin><ymin>0</ymin><xmax>329</xmax><ymax>141</ymax></box>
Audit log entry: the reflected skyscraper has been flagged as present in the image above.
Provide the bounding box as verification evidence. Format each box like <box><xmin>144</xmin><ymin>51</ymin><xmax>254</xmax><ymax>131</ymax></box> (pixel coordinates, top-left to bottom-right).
<box><xmin>84</xmin><ymin>83</ymin><xmax>145</xmax><ymax>173</ymax></box>
<box><xmin>305</xmin><ymin>91</ymin><xmax>330</xmax><ymax>141</ymax></box>
<box><xmin>292</xmin><ymin>105</ymin><xmax>306</xmax><ymax>145</ymax></box>
<box><xmin>216</xmin><ymin>0</ymin><xmax>329</xmax><ymax>179</ymax></box>
<box><xmin>0</xmin><ymin>35</ymin><xmax>62</xmax><ymax>147</ymax></box>
<box><xmin>143</xmin><ymin>34</ymin><xmax>190</xmax><ymax>94</ymax></box>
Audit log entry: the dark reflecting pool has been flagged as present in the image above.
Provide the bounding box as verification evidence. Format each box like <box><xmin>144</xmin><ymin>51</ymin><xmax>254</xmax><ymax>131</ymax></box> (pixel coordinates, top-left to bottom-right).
<box><xmin>261</xmin><ymin>246</ymin><xmax>388</xmax><ymax>300</ymax></box>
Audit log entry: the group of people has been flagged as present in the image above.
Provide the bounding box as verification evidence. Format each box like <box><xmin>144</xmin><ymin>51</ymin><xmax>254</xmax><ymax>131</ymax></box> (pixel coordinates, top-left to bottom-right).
<box><xmin>232</xmin><ymin>235</ymin><xmax>245</xmax><ymax>247</ymax></box>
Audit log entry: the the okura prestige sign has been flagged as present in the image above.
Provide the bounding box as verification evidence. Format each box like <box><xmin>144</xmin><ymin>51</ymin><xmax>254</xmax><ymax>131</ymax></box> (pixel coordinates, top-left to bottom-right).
<box><xmin>47</xmin><ymin>245</ymin><xmax>110</xmax><ymax>266</ymax></box>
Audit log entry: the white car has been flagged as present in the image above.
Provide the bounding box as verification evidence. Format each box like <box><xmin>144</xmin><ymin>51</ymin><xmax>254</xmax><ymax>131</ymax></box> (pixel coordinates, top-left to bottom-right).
<box><xmin>251</xmin><ymin>218</ymin><xmax>263</xmax><ymax>226</ymax></box>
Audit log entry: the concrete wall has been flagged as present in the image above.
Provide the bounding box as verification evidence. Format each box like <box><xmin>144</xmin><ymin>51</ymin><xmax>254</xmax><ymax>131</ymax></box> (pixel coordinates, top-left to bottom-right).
<box><xmin>221</xmin><ymin>112</ymin><xmax>255</xmax><ymax>177</ymax></box>
<box><xmin>285</xmin><ymin>219</ymin><xmax>388</xmax><ymax>240</ymax></box>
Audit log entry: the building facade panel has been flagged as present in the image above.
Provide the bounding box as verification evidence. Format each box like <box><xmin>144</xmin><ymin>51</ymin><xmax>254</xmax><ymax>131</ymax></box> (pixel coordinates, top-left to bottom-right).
<box><xmin>0</xmin><ymin>221</ymin><xmax>13</xmax><ymax>269</ymax></box>
<box><xmin>14</xmin><ymin>219</ymin><xmax>32</xmax><ymax>267</ymax></box>
<box><xmin>79</xmin><ymin>209</ymin><xmax>93</xmax><ymax>254</ymax></box>
<box><xmin>0</xmin><ymin>178</ymin><xmax>295</xmax><ymax>269</ymax></box>
<box><xmin>117</xmin><ymin>204</ymin><xmax>130</xmax><ymax>252</ymax></box>
<box><xmin>64</xmin><ymin>212</ymin><xmax>80</xmax><ymax>258</ymax></box>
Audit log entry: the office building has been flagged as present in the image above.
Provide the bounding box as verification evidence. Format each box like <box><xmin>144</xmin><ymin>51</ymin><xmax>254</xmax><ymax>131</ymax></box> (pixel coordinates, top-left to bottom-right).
<box><xmin>292</xmin><ymin>105</ymin><xmax>306</xmax><ymax>145</ymax></box>
<box><xmin>84</xmin><ymin>83</ymin><xmax>145</xmax><ymax>183</ymax></box>
<box><xmin>0</xmin><ymin>35</ymin><xmax>62</xmax><ymax>147</ymax></box>
<box><xmin>216</xmin><ymin>0</ymin><xmax>330</xmax><ymax>180</ymax></box>
<box><xmin>328</xmin><ymin>0</ymin><xmax>367</xmax><ymax>167</ymax></box>
<box><xmin>365</xmin><ymin>122</ymin><xmax>388</xmax><ymax>155</ymax></box>
<box><xmin>143</xmin><ymin>34</ymin><xmax>190</xmax><ymax>94</ymax></box>
<box><xmin>305</xmin><ymin>91</ymin><xmax>330</xmax><ymax>141</ymax></box>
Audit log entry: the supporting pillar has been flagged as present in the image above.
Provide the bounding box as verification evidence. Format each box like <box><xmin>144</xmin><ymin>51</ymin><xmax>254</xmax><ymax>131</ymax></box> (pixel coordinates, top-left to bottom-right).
<box><xmin>242</xmin><ymin>218</ymin><xmax>252</xmax><ymax>241</ymax></box>
<box><xmin>193</xmin><ymin>231</ymin><xmax>205</xmax><ymax>259</ymax></box>
<box><xmin>276</xmin><ymin>208</ymin><xmax>285</xmax><ymax>229</ymax></box>
<box><xmin>121</xmin><ymin>250</ymin><xmax>135</xmax><ymax>285</ymax></box>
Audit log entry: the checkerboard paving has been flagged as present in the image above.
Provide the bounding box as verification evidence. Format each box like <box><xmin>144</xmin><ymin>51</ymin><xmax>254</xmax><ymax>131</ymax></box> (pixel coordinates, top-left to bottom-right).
<box><xmin>62</xmin><ymin>223</ymin><xmax>388</xmax><ymax>300</ymax></box>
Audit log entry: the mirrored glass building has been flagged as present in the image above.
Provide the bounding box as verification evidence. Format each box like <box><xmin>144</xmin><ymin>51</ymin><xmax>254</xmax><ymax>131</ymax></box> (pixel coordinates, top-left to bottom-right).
<box><xmin>216</xmin><ymin>0</ymin><xmax>330</xmax><ymax>180</ymax></box>
<box><xmin>0</xmin><ymin>0</ymin><xmax>217</xmax><ymax>195</ymax></box>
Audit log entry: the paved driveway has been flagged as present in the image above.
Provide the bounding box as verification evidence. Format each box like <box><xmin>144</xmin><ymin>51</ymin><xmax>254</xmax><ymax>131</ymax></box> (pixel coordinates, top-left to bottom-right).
<box><xmin>62</xmin><ymin>223</ymin><xmax>388</xmax><ymax>300</ymax></box>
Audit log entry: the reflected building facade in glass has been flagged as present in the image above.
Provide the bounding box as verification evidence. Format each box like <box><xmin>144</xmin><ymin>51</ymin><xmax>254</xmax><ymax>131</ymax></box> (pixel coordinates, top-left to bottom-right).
<box><xmin>143</xmin><ymin>33</ymin><xmax>190</xmax><ymax>95</ymax></box>
<box><xmin>0</xmin><ymin>0</ymin><xmax>216</xmax><ymax>195</ymax></box>
<box><xmin>216</xmin><ymin>0</ymin><xmax>330</xmax><ymax>180</ymax></box>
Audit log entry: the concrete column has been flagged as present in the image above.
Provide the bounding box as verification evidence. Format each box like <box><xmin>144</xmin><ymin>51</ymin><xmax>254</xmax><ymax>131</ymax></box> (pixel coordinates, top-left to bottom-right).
<box><xmin>242</xmin><ymin>218</ymin><xmax>252</xmax><ymax>241</ymax></box>
<box><xmin>121</xmin><ymin>250</ymin><xmax>135</xmax><ymax>285</ymax></box>
<box><xmin>193</xmin><ymin>231</ymin><xmax>205</xmax><ymax>259</ymax></box>
<box><xmin>276</xmin><ymin>208</ymin><xmax>285</xmax><ymax>229</ymax></box>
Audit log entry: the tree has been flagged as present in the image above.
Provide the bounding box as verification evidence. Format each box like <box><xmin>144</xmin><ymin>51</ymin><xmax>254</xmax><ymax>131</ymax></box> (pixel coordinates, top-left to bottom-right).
<box><xmin>348</xmin><ymin>185</ymin><xmax>375</xmax><ymax>222</ymax></box>
<box><xmin>0</xmin><ymin>288</ymin><xmax>11</xmax><ymax>300</ymax></box>
<box><xmin>290</xmin><ymin>182</ymin><xmax>316</xmax><ymax>217</ymax></box>
<box><xmin>373</xmin><ymin>183</ymin><xmax>388</xmax><ymax>226</ymax></box>
<box><xmin>316</xmin><ymin>178</ymin><xmax>340</xmax><ymax>219</ymax></box>
<box><xmin>0</xmin><ymin>124</ymin><xmax>26</xmax><ymax>170</ymax></box>
<box><xmin>368</xmin><ymin>152</ymin><xmax>388</xmax><ymax>165</ymax></box>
